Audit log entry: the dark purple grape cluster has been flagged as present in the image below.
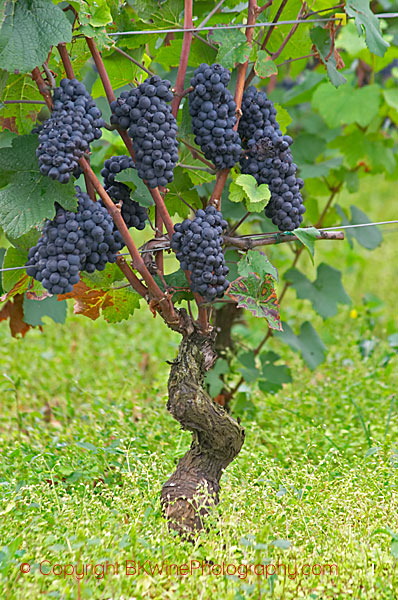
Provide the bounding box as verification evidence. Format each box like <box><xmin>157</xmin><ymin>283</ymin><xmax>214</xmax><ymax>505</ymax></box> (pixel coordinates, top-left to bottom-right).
<box><xmin>36</xmin><ymin>79</ymin><xmax>104</xmax><ymax>184</ymax></box>
<box><xmin>188</xmin><ymin>63</ymin><xmax>242</xmax><ymax>170</ymax></box>
<box><xmin>101</xmin><ymin>155</ymin><xmax>147</xmax><ymax>231</ymax></box>
<box><xmin>110</xmin><ymin>76</ymin><xmax>178</xmax><ymax>189</ymax></box>
<box><xmin>171</xmin><ymin>206</ymin><xmax>229</xmax><ymax>302</ymax></box>
<box><xmin>25</xmin><ymin>187</ymin><xmax>123</xmax><ymax>295</ymax></box>
<box><xmin>238</xmin><ymin>86</ymin><xmax>305</xmax><ymax>231</ymax></box>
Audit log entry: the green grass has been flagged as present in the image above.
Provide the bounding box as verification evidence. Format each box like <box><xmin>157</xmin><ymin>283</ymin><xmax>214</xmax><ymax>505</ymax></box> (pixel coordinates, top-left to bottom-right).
<box><xmin>0</xmin><ymin>175</ymin><xmax>397</xmax><ymax>599</ymax></box>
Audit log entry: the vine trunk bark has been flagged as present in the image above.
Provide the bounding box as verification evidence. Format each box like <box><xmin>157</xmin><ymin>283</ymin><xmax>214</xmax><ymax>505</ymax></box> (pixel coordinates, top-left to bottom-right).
<box><xmin>161</xmin><ymin>329</ymin><xmax>245</xmax><ymax>537</ymax></box>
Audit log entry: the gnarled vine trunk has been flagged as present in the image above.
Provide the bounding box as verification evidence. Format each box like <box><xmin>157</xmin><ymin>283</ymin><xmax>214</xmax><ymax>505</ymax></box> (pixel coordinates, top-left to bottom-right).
<box><xmin>161</xmin><ymin>328</ymin><xmax>245</xmax><ymax>537</ymax></box>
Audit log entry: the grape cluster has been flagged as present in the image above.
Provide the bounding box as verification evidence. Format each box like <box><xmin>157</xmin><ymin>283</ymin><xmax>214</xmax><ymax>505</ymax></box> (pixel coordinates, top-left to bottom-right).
<box><xmin>110</xmin><ymin>76</ymin><xmax>178</xmax><ymax>189</ymax></box>
<box><xmin>189</xmin><ymin>63</ymin><xmax>242</xmax><ymax>170</ymax></box>
<box><xmin>171</xmin><ymin>206</ymin><xmax>229</xmax><ymax>302</ymax></box>
<box><xmin>101</xmin><ymin>155</ymin><xmax>148</xmax><ymax>230</ymax></box>
<box><xmin>36</xmin><ymin>79</ymin><xmax>104</xmax><ymax>184</ymax></box>
<box><xmin>238</xmin><ymin>86</ymin><xmax>305</xmax><ymax>231</ymax></box>
<box><xmin>25</xmin><ymin>187</ymin><xmax>123</xmax><ymax>295</ymax></box>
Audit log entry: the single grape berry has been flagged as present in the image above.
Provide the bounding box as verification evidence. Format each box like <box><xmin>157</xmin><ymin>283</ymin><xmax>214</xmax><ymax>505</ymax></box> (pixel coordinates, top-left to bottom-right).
<box><xmin>189</xmin><ymin>63</ymin><xmax>242</xmax><ymax>170</ymax></box>
<box><xmin>101</xmin><ymin>155</ymin><xmax>148</xmax><ymax>230</ymax></box>
<box><xmin>36</xmin><ymin>79</ymin><xmax>104</xmax><ymax>184</ymax></box>
<box><xmin>239</xmin><ymin>86</ymin><xmax>305</xmax><ymax>231</ymax></box>
<box><xmin>171</xmin><ymin>205</ymin><xmax>229</xmax><ymax>302</ymax></box>
<box><xmin>110</xmin><ymin>76</ymin><xmax>178</xmax><ymax>189</ymax></box>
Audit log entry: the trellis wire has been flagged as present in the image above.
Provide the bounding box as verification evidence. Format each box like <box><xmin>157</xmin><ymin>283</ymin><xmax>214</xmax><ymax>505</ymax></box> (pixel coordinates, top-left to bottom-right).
<box><xmin>108</xmin><ymin>12</ymin><xmax>398</xmax><ymax>37</ymax></box>
<box><xmin>0</xmin><ymin>219</ymin><xmax>396</xmax><ymax>273</ymax></box>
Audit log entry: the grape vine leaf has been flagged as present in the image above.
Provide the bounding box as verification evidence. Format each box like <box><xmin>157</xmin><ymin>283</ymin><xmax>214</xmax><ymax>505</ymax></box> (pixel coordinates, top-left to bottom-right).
<box><xmin>312</xmin><ymin>82</ymin><xmax>381</xmax><ymax>128</ymax></box>
<box><xmin>59</xmin><ymin>281</ymin><xmax>141</xmax><ymax>322</ymax></box>
<box><xmin>238</xmin><ymin>351</ymin><xmax>260</xmax><ymax>383</ymax></box>
<box><xmin>209</xmin><ymin>29</ymin><xmax>251</xmax><ymax>69</ymax></box>
<box><xmin>115</xmin><ymin>168</ymin><xmax>152</xmax><ymax>207</ymax></box>
<box><xmin>0</xmin><ymin>293</ymin><xmax>33</xmax><ymax>337</ymax></box>
<box><xmin>229</xmin><ymin>174</ymin><xmax>270</xmax><ymax>212</ymax></box>
<box><xmin>254</xmin><ymin>51</ymin><xmax>278</xmax><ymax>79</ymax></box>
<box><xmin>205</xmin><ymin>358</ymin><xmax>229</xmax><ymax>397</ymax></box>
<box><xmin>81</xmin><ymin>263</ymin><xmax>125</xmax><ymax>290</ymax></box>
<box><xmin>226</xmin><ymin>274</ymin><xmax>282</xmax><ymax>330</ymax></box>
<box><xmin>310</xmin><ymin>27</ymin><xmax>346</xmax><ymax>88</ymax></box>
<box><xmin>258</xmin><ymin>351</ymin><xmax>292</xmax><ymax>394</ymax></box>
<box><xmin>335</xmin><ymin>204</ymin><xmax>382</xmax><ymax>250</ymax></box>
<box><xmin>23</xmin><ymin>295</ymin><xmax>67</xmax><ymax>326</ymax></box>
<box><xmin>293</xmin><ymin>226</ymin><xmax>319</xmax><ymax>264</ymax></box>
<box><xmin>346</xmin><ymin>0</ymin><xmax>389</xmax><ymax>57</ymax></box>
<box><xmin>0</xmin><ymin>0</ymin><xmax>72</xmax><ymax>73</ymax></box>
<box><xmin>275</xmin><ymin>321</ymin><xmax>326</xmax><ymax>370</ymax></box>
<box><xmin>237</xmin><ymin>249</ymin><xmax>278</xmax><ymax>282</ymax></box>
<box><xmin>285</xmin><ymin>263</ymin><xmax>351</xmax><ymax>319</ymax></box>
<box><xmin>1</xmin><ymin>245</ymin><xmax>27</xmax><ymax>293</ymax></box>
<box><xmin>1</xmin><ymin>74</ymin><xmax>44</xmax><ymax>134</ymax></box>
<box><xmin>273</xmin><ymin>104</ymin><xmax>292</xmax><ymax>134</ymax></box>
<box><xmin>0</xmin><ymin>135</ymin><xmax>77</xmax><ymax>237</ymax></box>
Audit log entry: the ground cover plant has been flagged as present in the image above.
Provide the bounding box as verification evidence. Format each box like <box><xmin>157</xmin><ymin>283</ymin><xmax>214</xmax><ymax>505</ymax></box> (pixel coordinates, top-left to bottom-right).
<box><xmin>0</xmin><ymin>0</ymin><xmax>398</xmax><ymax>597</ymax></box>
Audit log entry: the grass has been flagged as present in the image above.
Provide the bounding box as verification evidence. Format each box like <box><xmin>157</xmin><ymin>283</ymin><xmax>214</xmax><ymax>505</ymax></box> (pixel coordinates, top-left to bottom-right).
<box><xmin>0</xmin><ymin>175</ymin><xmax>397</xmax><ymax>599</ymax></box>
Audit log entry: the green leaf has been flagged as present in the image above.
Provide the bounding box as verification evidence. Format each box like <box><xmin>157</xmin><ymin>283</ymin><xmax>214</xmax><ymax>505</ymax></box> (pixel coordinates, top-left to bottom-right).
<box><xmin>101</xmin><ymin>288</ymin><xmax>141</xmax><ymax>323</ymax></box>
<box><xmin>254</xmin><ymin>50</ymin><xmax>278</xmax><ymax>79</ymax></box>
<box><xmin>210</xmin><ymin>29</ymin><xmax>251</xmax><ymax>69</ymax></box>
<box><xmin>0</xmin><ymin>0</ymin><xmax>72</xmax><ymax>73</ymax></box>
<box><xmin>154</xmin><ymin>268</ymin><xmax>193</xmax><ymax>303</ymax></box>
<box><xmin>238</xmin><ymin>351</ymin><xmax>260</xmax><ymax>383</ymax></box>
<box><xmin>383</xmin><ymin>88</ymin><xmax>398</xmax><ymax>111</ymax></box>
<box><xmin>312</xmin><ymin>83</ymin><xmax>381</xmax><ymax>128</ymax></box>
<box><xmin>391</xmin><ymin>540</ymin><xmax>398</xmax><ymax>559</ymax></box>
<box><xmin>293</xmin><ymin>226</ymin><xmax>319</xmax><ymax>264</ymax></box>
<box><xmin>227</xmin><ymin>274</ymin><xmax>282</xmax><ymax>330</ymax></box>
<box><xmin>22</xmin><ymin>295</ymin><xmax>67</xmax><ymax>326</ymax></box>
<box><xmin>154</xmin><ymin>37</ymin><xmax>216</xmax><ymax>70</ymax></box>
<box><xmin>273</xmin><ymin>104</ymin><xmax>292</xmax><ymax>134</ymax></box>
<box><xmin>336</xmin><ymin>204</ymin><xmax>383</xmax><ymax>250</ymax></box>
<box><xmin>81</xmin><ymin>263</ymin><xmax>125</xmax><ymax>290</ymax></box>
<box><xmin>229</xmin><ymin>174</ymin><xmax>270</xmax><ymax>213</ymax></box>
<box><xmin>346</xmin><ymin>0</ymin><xmax>389</xmax><ymax>57</ymax></box>
<box><xmin>205</xmin><ymin>358</ymin><xmax>229</xmax><ymax>397</ymax></box>
<box><xmin>115</xmin><ymin>168</ymin><xmax>152</xmax><ymax>207</ymax></box>
<box><xmin>310</xmin><ymin>27</ymin><xmax>346</xmax><ymax>87</ymax></box>
<box><xmin>285</xmin><ymin>263</ymin><xmax>351</xmax><ymax>319</ymax></box>
<box><xmin>1</xmin><ymin>245</ymin><xmax>27</xmax><ymax>293</ymax></box>
<box><xmin>91</xmin><ymin>50</ymin><xmax>143</xmax><ymax>98</ymax></box>
<box><xmin>237</xmin><ymin>249</ymin><xmax>278</xmax><ymax>282</ymax></box>
<box><xmin>0</xmin><ymin>74</ymin><xmax>44</xmax><ymax>134</ymax></box>
<box><xmin>275</xmin><ymin>321</ymin><xmax>326</xmax><ymax>370</ymax></box>
<box><xmin>259</xmin><ymin>351</ymin><xmax>292</xmax><ymax>392</ymax></box>
<box><xmin>0</xmin><ymin>136</ymin><xmax>77</xmax><ymax>237</ymax></box>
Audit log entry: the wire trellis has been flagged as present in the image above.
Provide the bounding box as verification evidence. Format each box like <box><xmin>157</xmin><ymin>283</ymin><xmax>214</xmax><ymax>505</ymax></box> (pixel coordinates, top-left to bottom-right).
<box><xmin>108</xmin><ymin>12</ymin><xmax>398</xmax><ymax>37</ymax></box>
<box><xmin>0</xmin><ymin>219</ymin><xmax>396</xmax><ymax>273</ymax></box>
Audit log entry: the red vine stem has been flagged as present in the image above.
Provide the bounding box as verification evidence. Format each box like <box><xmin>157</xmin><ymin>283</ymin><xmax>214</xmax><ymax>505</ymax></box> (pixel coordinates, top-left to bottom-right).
<box><xmin>31</xmin><ymin>68</ymin><xmax>53</xmax><ymax>110</ymax></box>
<box><xmin>245</xmin><ymin>0</ymin><xmax>288</xmax><ymax>87</ymax></box>
<box><xmin>116</xmin><ymin>256</ymin><xmax>148</xmax><ymax>298</ymax></box>
<box><xmin>171</xmin><ymin>0</ymin><xmax>193</xmax><ymax>118</ymax></box>
<box><xmin>210</xmin><ymin>0</ymin><xmax>259</xmax><ymax>207</ymax></box>
<box><xmin>85</xmin><ymin>37</ymin><xmax>175</xmax><ymax>239</ymax></box>
<box><xmin>79</xmin><ymin>158</ymin><xmax>176</xmax><ymax>320</ymax></box>
<box><xmin>58</xmin><ymin>43</ymin><xmax>75</xmax><ymax>78</ymax></box>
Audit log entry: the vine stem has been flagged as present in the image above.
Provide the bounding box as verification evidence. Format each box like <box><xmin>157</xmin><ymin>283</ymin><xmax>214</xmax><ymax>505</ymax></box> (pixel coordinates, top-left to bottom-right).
<box><xmin>171</xmin><ymin>0</ymin><xmax>193</xmax><ymax>117</ymax></box>
<box><xmin>79</xmin><ymin>157</ymin><xmax>178</xmax><ymax>324</ymax></box>
<box><xmin>224</xmin><ymin>229</ymin><xmax>344</xmax><ymax>249</ymax></box>
<box><xmin>245</xmin><ymin>0</ymin><xmax>288</xmax><ymax>88</ymax></box>
<box><xmin>113</xmin><ymin>46</ymin><xmax>155</xmax><ymax>76</ymax></box>
<box><xmin>31</xmin><ymin>68</ymin><xmax>53</xmax><ymax>110</ymax></box>
<box><xmin>84</xmin><ymin>37</ymin><xmax>175</xmax><ymax>240</ymax></box>
<box><xmin>210</xmin><ymin>0</ymin><xmax>259</xmax><ymax>208</ymax></box>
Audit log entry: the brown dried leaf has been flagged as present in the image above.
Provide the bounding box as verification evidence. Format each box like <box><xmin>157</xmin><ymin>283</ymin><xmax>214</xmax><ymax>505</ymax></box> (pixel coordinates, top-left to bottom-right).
<box><xmin>58</xmin><ymin>281</ymin><xmax>113</xmax><ymax>320</ymax></box>
<box><xmin>0</xmin><ymin>275</ymin><xmax>29</xmax><ymax>302</ymax></box>
<box><xmin>0</xmin><ymin>293</ymin><xmax>33</xmax><ymax>337</ymax></box>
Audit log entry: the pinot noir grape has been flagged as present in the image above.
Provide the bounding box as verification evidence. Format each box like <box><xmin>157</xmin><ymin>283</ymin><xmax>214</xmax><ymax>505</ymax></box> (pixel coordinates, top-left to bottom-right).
<box><xmin>36</xmin><ymin>78</ymin><xmax>104</xmax><ymax>184</ymax></box>
<box><xmin>189</xmin><ymin>63</ymin><xmax>242</xmax><ymax>170</ymax></box>
<box><xmin>239</xmin><ymin>86</ymin><xmax>305</xmax><ymax>231</ymax></box>
<box><xmin>26</xmin><ymin>187</ymin><xmax>124</xmax><ymax>295</ymax></box>
<box><xmin>101</xmin><ymin>155</ymin><xmax>148</xmax><ymax>230</ymax></box>
<box><xmin>171</xmin><ymin>205</ymin><xmax>230</xmax><ymax>302</ymax></box>
<box><xmin>110</xmin><ymin>76</ymin><xmax>179</xmax><ymax>189</ymax></box>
